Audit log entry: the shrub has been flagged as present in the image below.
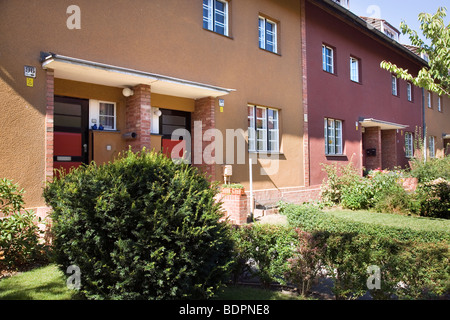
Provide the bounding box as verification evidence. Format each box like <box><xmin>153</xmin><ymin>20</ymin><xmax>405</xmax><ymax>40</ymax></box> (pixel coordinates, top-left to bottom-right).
<box><xmin>340</xmin><ymin>178</ymin><xmax>373</xmax><ymax>210</ymax></box>
<box><xmin>284</xmin><ymin>229</ymin><xmax>324</xmax><ymax>296</ymax></box>
<box><xmin>43</xmin><ymin>149</ymin><xmax>235</xmax><ymax>300</ymax></box>
<box><xmin>416</xmin><ymin>178</ymin><xmax>450</xmax><ymax>219</ymax></box>
<box><xmin>231</xmin><ymin>223</ymin><xmax>298</xmax><ymax>288</ymax></box>
<box><xmin>410</xmin><ymin>156</ymin><xmax>450</xmax><ymax>183</ymax></box>
<box><xmin>320</xmin><ymin>161</ymin><xmax>361</xmax><ymax>206</ymax></box>
<box><xmin>0</xmin><ymin>179</ymin><xmax>47</xmax><ymax>271</ymax></box>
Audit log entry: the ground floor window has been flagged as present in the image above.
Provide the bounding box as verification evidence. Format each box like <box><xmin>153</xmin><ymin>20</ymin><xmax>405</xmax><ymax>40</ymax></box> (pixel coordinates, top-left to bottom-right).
<box><xmin>405</xmin><ymin>132</ymin><xmax>413</xmax><ymax>158</ymax></box>
<box><xmin>324</xmin><ymin>118</ymin><xmax>343</xmax><ymax>155</ymax></box>
<box><xmin>248</xmin><ymin>105</ymin><xmax>279</xmax><ymax>152</ymax></box>
<box><xmin>429</xmin><ymin>136</ymin><xmax>436</xmax><ymax>158</ymax></box>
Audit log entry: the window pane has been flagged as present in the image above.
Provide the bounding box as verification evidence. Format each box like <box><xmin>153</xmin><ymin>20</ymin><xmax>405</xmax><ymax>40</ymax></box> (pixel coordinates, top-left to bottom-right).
<box><xmin>214</xmin><ymin>0</ymin><xmax>227</xmax><ymax>35</ymax></box>
<box><xmin>203</xmin><ymin>0</ymin><xmax>212</xmax><ymax>30</ymax></box>
<box><xmin>265</xmin><ymin>21</ymin><xmax>276</xmax><ymax>53</ymax></box>
<box><xmin>99</xmin><ymin>103</ymin><xmax>114</xmax><ymax>116</ymax></box>
<box><xmin>350</xmin><ymin>58</ymin><xmax>359</xmax><ymax>82</ymax></box>
<box><xmin>259</xmin><ymin>18</ymin><xmax>265</xmax><ymax>49</ymax></box>
<box><xmin>100</xmin><ymin>116</ymin><xmax>114</xmax><ymax>130</ymax></box>
<box><xmin>323</xmin><ymin>46</ymin><xmax>333</xmax><ymax>73</ymax></box>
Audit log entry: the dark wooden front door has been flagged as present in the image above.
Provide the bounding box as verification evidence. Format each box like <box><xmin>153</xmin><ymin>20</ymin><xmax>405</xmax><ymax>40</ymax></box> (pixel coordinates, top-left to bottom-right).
<box><xmin>160</xmin><ymin>109</ymin><xmax>190</xmax><ymax>160</ymax></box>
<box><xmin>53</xmin><ymin>96</ymin><xmax>89</xmax><ymax>175</ymax></box>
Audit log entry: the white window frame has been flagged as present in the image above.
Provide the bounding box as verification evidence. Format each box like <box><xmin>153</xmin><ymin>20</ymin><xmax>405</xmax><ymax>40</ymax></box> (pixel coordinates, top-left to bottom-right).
<box><xmin>407</xmin><ymin>82</ymin><xmax>413</xmax><ymax>102</ymax></box>
<box><xmin>259</xmin><ymin>16</ymin><xmax>277</xmax><ymax>53</ymax></box>
<box><xmin>429</xmin><ymin>136</ymin><xmax>436</xmax><ymax>158</ymax></box>
<box><xmin>89</xmin><ymin>100</ymin><xmax>117</xmax><ymax>131</ymax></box>
<box><xmin>203</xmin><ymin>0</ymin><xmax>228</xmax><ymax>36</ymax></box>
<box><xmin>322</xmin><ymin>45</ymin><xmax>334</xmax><ymax>74</ymax></box>
<box><xmin>350</xmin><ymin>57</ymin><xmax>359</xmax><ymax>82</ymax></box>
<box><xmin>324</xmin><ymin>118</ymin><xmax>343</xmax><ymax>155</ymax></box>
<box><xmin>405</xmin><ymin>132</ymin><xmax>413</xmax><ymax>158</ymax></box>
<box><xmin>438</xmin><ymin>96</ymin><xmax>442</xmax><ymax>112</ymax></box>
<box><xmin>391</xmin><ymin>75</ymin><xmax>398</xmax><ymax>96</ymax></box>
<box><xmin>248</xmin><ymin>105</ymin><xmax>279</xmax><ymax>153</ymax></box>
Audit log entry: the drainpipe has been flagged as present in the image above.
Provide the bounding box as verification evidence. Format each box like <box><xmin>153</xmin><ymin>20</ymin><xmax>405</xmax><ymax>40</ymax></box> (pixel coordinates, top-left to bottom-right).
<box><xmin>249</xmin><ymin>154</ymin><xmax>254</xmax><ymax>221</ymax></box>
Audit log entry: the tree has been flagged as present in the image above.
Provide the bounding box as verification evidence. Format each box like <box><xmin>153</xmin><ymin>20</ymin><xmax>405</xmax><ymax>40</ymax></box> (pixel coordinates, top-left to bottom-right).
<box><xmin>381</xmin><ymin>7</ymin><xmax>450</xmax><ymax>97</ymax></box>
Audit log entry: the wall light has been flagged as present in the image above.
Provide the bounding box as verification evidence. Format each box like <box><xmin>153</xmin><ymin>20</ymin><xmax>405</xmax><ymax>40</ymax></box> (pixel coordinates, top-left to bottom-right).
<box><xmin>154</xmin><ymin>109</ymin><xmax>162</xmax><ymax>117</ymax></box>
<box><xmin>122</xmin><ymin>88</ymin><xmax>134</xmax><ymax>97</ymax></box>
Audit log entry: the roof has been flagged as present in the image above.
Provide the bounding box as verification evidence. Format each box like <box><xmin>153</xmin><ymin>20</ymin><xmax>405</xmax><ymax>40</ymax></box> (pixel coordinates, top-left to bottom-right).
<box><xmin>316</xmin><ymin>0</ymin><xmax>428</xmax><ymax>67</ymax></box>
<box><xmin>359</xmin><ymin>16</ymin><xmax>401</xmax><ymax>35</ymax></box>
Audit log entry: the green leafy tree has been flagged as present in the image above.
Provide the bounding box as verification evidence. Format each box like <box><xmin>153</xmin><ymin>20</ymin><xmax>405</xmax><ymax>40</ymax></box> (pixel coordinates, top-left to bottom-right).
<box><xmin>381</xmin><ymin>7</ymin><xmax>450</xmax><ymax>97</ymax></box>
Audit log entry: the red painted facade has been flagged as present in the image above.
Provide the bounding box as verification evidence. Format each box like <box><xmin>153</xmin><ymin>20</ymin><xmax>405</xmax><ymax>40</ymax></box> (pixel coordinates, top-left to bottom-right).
<box><xmin>304</xmin><ymin>0</ymin><xmax>426</xmax><ymax>186</ymax></box>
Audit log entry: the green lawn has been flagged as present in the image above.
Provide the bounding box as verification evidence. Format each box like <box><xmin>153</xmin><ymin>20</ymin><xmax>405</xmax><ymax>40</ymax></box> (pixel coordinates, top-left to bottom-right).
<box><xmin>326</xmin><ymin>209</ymin><xmax>450</xmax><ymax>234</ymax></box>
<box><xmin>0</xmin><ymin>264</ymin><xmax>78</xmax><ymax>300</ymax></box>
<box><xmin>0</xmin><ymin>264</ymin><xmax>303</xmax><ymax>300</ymax></box>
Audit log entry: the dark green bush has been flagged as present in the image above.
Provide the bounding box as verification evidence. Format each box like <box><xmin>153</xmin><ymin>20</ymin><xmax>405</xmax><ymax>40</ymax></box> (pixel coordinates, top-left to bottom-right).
<box><xmin>43</xmin><ymin>149</ymin><xmax>234</xmax><ymax>300</ymax></box>
<box><xmin>0</xmin><ymin>179</ymin><xmax>47</xmax><ymax>271</ymax></box>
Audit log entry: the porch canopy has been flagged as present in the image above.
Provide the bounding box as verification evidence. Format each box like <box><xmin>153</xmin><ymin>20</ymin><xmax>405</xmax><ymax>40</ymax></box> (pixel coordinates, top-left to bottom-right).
<box><xmin>40</xmin><ymin>52</ymin><xmax>235</xmax><ymax>99</ymax></box>
<box><xmin>359</xmin><ymin>118</ymin><xmax>408</xmax><ymax>130</ymax></box>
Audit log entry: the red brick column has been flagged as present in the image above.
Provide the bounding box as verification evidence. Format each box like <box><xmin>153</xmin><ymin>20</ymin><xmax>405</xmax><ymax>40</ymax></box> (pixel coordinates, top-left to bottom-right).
<box><xmin>217</xmin><ymin>192</ymin><xmax>248</xmax><ymax>225</ymax></box>
<box><xmin>192</xmin><ymin>97</ymin><xmax>216</xmax><ymax>181</ymax></box>
<box><xmin>126</xmin><ymin>84</ymin><xmax>152</xmax><ymax>152</ymax></box>
<box><xmin>364</xmin><ymin>127</ymin><xmax>382</xmax><ymax>171</ymax></box>
<box><xmin>45</xmin><ymin>69</ymin><xmax>54</xmax><ymax>182</ymax></box>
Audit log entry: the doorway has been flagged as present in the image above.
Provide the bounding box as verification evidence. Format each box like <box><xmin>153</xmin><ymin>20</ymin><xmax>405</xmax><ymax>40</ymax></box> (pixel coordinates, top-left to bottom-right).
<box><xmin>159</xmin><ymin>109</ymin><xmax>191</xmax><ymax>160</ymax></box>
<box><xmin>53</xmin><ymin>96</ymin><xmax>89</xmax><ymax>175</ymax></box>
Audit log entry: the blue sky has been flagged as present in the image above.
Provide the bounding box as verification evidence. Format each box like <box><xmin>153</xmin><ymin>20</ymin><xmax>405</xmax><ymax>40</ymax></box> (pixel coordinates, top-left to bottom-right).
<box><xmin>349</xmin><ymin>0</ymin><xmax>449</xmax><ymax>44</ymax></box>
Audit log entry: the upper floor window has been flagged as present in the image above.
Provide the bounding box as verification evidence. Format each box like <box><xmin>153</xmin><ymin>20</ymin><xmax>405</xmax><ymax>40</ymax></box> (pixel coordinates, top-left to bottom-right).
<box><xmin>248</xmin><ymin>105</ymin><xmax>279</xmax><ymax>152</ymax></box>
<box><xmin>391</xmin><ymin>75</ymin><xmax>398</xmax><ymax>96</ymax></box>
<box><xmin>438</xmin><ymin>96</ymin><xmax>442</xmax><ymax>112</ymax></box>
<box><xmin>203</xmin><ymin>0</ymin><xmax>228</xmax><ymax>36</ymax></box>
<box><xmin>427</xmin><ymin>91</ymin><xmax>432</xmax><ymax>108</ymax></box>
<box><xmin>324</xmin><ymin>118</ymin><xmax>343</xmax><ymax>155</ymax></box>
<box><xmin>259</xmin><ymin>17</ymin><xmax>278</xmax><ymax>53</ymax></box>
<box><xmin>407</xmin><ymin>82</ymin><xmax>413</xmax><ymax>102</ymax></box>
<box><xmin>350</xmin><ymin>57</ymin><xmax>360</xmax><ymax>83</ymax></box>
<box><xmin>322</xmin><ymin>45</ymin><xmax>334</xmax><ymax>74</ymax></box>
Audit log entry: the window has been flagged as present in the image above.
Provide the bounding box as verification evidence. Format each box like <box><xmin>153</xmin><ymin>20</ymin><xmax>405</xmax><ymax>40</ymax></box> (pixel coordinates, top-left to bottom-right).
<box><xmin>248</xmin><ymin>105</ymin><xmax>279</xmax><ymax>152</ymax></box>
<box><xmin>427</xmin><ymin>91</ymin><xmax>432</xmax><ymax>108</ymax></box>
<box><xmin>391</xmin><ymin>75</ymin><xmax>398</xmax><ymax>96</ymax></box>
<box><xmin>203</xmin><ymin>0</ymin><xmax>228</xmax><ymax>36</ymax></box>
<box><xmin>429</xmin><ymin>136</ymin><xmax>436</xmax><ymax>158</ymax></box>
<box><xmin>259</xmin><ymin>17</ymin><xmax>277</xmax><ymax>53</ymax></box>
<box><xmin>350</xmin><ymin>57</ymin><xmax>360</xmax><ymax>82</ymax></box>
<box><xmin>324</xmin><ymin>118</ymin><xmax>343</xmax><ymax>155</ymax></box>
<box><xmin>438</xmin><ymin>96</ymin><xmax>442</xmax><ymax>112</ymax></box>
<box><xmin>405</xmin><ymin>132</ymin><xmax>413</xmax><ymax>158</ymax></box>
<box><xmin>407</xmin><ymin>83</ymin><xmax>413</xmax><ymax>102</ymax></box>
<box><xmin>99</xmin><ymin>102</ymin><xmax>116</xmax><ymax>130</ymax></box>
<box><xmin>322</xmin><ymin>45</ymin><xmax>334</xmax><ymax>74</ymax></box>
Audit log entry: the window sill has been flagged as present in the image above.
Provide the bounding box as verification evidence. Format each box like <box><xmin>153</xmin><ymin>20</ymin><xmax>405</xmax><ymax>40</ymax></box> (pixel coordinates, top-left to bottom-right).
<box><xmin>249</xmin><ymin>151</ymin><xmax>284</xmax><ymax>156</ymax></box>
<box><xmin>259</xmin><ymin>47</ymin><xmax>281</xmax><ymax>57</ymax></box>
<box><xmin>325</xmin><ymin>154</ymin><xmax>347</xmax><ymax>158</ymax></box>
<box><xmin>203</xmin><ymin>28</ymin><xmax>233</xmax><ymax>40</ymax></box>
<box><xmin>90</xmin><ymin>129</ymin><xmax>120</xmax><ymax>133</ymax></box>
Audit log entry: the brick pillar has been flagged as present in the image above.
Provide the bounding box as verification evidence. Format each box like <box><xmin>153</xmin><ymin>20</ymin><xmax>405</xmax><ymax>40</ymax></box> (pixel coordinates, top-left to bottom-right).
<box><xmin>363</xmin><ymin>127</ymin><xmax>382</xmax><ymax>171</ymax></box>
<box><xmin>192</xmin><ymin>97</ymin><xmax>216</xmax><ymax>181</ymax></box>
<box><xmin>381</xmin><ymin>130</ymin><xmax>397</xmax><ymax>170</ymax></box>
<box><xmin>45</xmin><ymin>69</ymin><xmax>54</xmax><ymax>182</ymax></box>
<box><xmin>217</xmin><ymin>193</ymin><xmax>248</xmax><ymax>225</ymax></box>
<box><xmin>125</xmin><ymin>84</ymin><xmax>152</xmax><ymax>152</ymax></box>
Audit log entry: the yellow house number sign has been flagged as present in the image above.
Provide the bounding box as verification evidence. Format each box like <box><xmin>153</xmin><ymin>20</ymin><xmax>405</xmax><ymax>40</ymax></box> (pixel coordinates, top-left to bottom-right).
<box><xmin>24</xmin><ymin>65</ymin><xmax>36</xmax><ymax>87</ymax></box>
<box><xmin>26</xmin><ymin>78</ymin><xmax>34</xmax><ymax>87</ymax></box>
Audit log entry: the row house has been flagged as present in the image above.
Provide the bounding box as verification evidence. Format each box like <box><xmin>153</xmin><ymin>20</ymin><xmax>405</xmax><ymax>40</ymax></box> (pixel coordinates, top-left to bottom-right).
<box><xmin>0</xmin><ymin>0</ymin><xmax>448</xmax><ymax>218</ymax></box>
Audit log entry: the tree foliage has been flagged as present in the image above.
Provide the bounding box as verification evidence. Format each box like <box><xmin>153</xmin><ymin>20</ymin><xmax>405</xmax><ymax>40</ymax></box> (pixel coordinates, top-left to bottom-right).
<box><xmin>381</xmin><ymin>7</ymin><xmax>450</xmax><ymax>97</ymax></box>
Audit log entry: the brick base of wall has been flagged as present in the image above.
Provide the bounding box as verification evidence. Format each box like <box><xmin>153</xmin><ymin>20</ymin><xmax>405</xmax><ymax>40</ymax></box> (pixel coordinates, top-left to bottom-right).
<box><xmin>216</xmin><ymin>193</ymin><xmax>248</xmax><ymax>225</ymax></box>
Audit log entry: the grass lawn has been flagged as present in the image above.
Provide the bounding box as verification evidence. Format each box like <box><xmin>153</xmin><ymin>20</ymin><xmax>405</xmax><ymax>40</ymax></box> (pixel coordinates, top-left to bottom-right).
<box><xmin>0</xmin><ymin>264</ymin><xmax>304</xmax><ymax>300</ymax></box>
<box><xmin>0</xmin><ymin>264</ymin><xmax>78</xmax><ymax>300</ymax></box>
<box><xmin>326</xmin><ymin>209</ymin><xmax>450</xmax><ymax>234</ymax></box>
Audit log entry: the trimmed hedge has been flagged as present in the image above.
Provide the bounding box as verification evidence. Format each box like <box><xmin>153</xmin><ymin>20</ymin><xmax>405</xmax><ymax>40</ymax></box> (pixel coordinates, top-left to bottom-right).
<box><xmin>43</xmin><ymin>149</ymin><xmax>235</xmax><ymax>300</ymax></box>
<box><xmin>279</xmin><ymin>202</ymin><xmax>450</xmax><ymax>243</ymax></box>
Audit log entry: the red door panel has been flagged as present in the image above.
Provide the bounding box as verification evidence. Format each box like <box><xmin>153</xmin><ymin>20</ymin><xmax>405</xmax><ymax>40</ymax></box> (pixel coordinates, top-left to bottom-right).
<box><xmin>54</xmin><ymin>132</ymin><xmax>82</xmax><ymax>156</ymax></box>
<box><xmin>162</xmin><ymin>139</ymin><xmax>187</xmax><ymax>160</ymax></box>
